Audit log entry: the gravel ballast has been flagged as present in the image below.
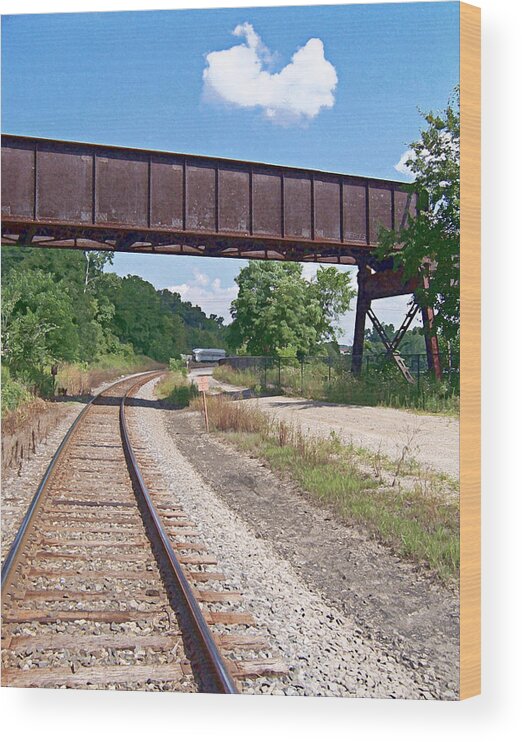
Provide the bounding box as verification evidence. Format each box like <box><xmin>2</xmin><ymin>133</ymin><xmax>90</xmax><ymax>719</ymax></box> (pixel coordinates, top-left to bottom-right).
<box><xmin>1</xmin><ymin>373</ymin><xmax>154</xmax><ymax>563</ymax></box>
<box><xmin>133</xmin><ymin>379</ymin><xmax>456</xmax><ymax>699</ymax></box>
<box><xmin>1</xmin><ymin>402</ymin><xmax>84</xmax><ymax>562</ymax></box>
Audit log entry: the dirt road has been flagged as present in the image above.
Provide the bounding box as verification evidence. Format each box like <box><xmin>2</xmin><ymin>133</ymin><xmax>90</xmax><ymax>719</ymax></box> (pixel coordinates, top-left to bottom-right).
<box><xmin>239</xmin><ymin>396</ymin><xmax>459</xmax><ymax>479</ymax></box>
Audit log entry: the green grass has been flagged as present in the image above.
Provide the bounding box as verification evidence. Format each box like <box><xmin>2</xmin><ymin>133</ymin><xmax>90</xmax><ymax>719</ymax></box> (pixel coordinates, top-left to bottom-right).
<box><xmin>213</xmin><ymin>362</ymin><xmax>460</xmax><ymax>417</ymax></box>
<box><xmin>155</xmin><ymin>371</ymin><xmax>198</xmax><ymax>407</ymax></box>
<box><xmin>324</xmin><ymin>373</ymin><xmax>460</xmax><ymax>416</ymax></box>
<box><xmin>87</xmin><ymin>351</ymin><xmax>154</xmax><ymax>372</ymax></box>
<box><xmin>212</xmin><ymin>364</ymin><xmax>262</xmax><ymax>391</ymax></box>
<box><xmin>195</xmin><ymin>394</ymin><xmax>460</xmax><ymax>582</ymax></box>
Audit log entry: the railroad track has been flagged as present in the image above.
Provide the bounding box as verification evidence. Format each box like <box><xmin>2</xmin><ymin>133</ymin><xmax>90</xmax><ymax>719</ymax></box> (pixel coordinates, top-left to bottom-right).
<box><xmin>1</xmin><ymin>372</ymin><xmax>285</xmax><ymax>692</ymax></box>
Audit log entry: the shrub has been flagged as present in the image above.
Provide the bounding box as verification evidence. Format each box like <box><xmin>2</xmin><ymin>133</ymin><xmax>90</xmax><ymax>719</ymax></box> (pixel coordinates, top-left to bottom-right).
<box><xmin>156</xmin><ymin>371</ymin><xmax>197</xmax><ymax>408</ymax></box>
<box><xmin>167</xmin><ymin>384</ymin><xmax>198</xmax><ymax>407</ymax></box>
<box><xmin>1</xmin><ymin>366</ymin><xmax>31</xmax><ymax>415</ymax></box>
<box><xmin>169</xmin><ymin>357</ymin><xmax>188</xmax><ymax>376</ymax></box>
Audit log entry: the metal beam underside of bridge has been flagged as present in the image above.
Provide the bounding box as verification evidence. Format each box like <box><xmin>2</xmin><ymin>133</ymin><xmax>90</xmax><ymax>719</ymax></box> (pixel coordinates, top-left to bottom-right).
<box><xmin>1</xmin><ymin>134</ymin><xmax>417</xmax><ymax>267</ymax></box>
<box><xmin>2</xmin><ymin>134</ymin><xmax>439</xmax><ymax>376</ymax></box>
<box><xmin>0</xmin><ymin>223</ymin><xmax>365</xmax><ymax>265</ymax></box>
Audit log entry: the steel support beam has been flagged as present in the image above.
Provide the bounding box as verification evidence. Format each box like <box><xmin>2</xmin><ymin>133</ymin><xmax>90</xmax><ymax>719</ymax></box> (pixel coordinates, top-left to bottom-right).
<box><xmin>418</xmin><ymin>273</ymin><xmax>442</xmax><ymax>380</ymax></box>
<box><xmin>351</xmin><ymin>265</ymin><xmax>371</xmax><ymax>375</ymax></box>
<box><xmin>421</xmin><ymin>305</ymin><xmax>442</xmax><ymax>380</ymax></box>
<box><xmin>352</xmin><ymin>264</ymin><xmax>436</xmax><ymax>383</ymax></box>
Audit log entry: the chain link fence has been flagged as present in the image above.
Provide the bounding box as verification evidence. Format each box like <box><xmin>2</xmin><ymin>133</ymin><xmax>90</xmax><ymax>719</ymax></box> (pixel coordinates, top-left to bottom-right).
<box><xmin>216</xmin><ymin>351</ymin><xmax>460</xmax><ymax>413</ymax></box>
<box><xmin>222</xmin><ymin>352</ymin><xmax>458</xmax><ymax>388</ymax></box>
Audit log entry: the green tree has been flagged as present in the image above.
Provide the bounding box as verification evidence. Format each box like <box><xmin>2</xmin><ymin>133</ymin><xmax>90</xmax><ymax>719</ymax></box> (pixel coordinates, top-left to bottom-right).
<box><xmin>2</xmin><ymin>246</ymin><xmax>116</xmax><ymax>361</ymax></box>
<box><xmin>228</xmin><ymin>261</ymin><xmax>354</xmax><ymax>356</ymax></box>
<box><xmin>102</xmin><ymin>275</ymin><xmax>190</xmax><ymax>361</ymax></box>
<box><xmin>0</xmin><ymin>244</ymin><xmax>233</xmax><ymax>404</ymax></box>
<box><xmin>2</xmin><ymin>269</ymin><xmax>79</xmax><ymax>384</ymax></box>
<box><xmin>379</xmin><ymin>87</ymin><xmax>460</xmax><ymax>340</ymax></box>
<box><xmin>311</xmin><ymin>267</ymin><xmax>356</xmax><ymax>345</ymax></box>
<box><xmin>157</xmin><ymin>289</ymin><xmax>227</xmax><ymax>351</ymax></box>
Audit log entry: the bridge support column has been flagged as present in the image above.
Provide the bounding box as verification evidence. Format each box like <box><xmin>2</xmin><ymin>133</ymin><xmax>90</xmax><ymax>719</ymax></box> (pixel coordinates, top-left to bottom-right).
<box><xmin>421</xmin><ymin>305</ymin><xmax>442</xmax><ymax>380</ymax></box>
<box><xmin>352</xmin><ymin>265</ymin><xmax>371</xmax><ymax>375</ymax></box>
<box><xmin>418</xmin><ymin>273</ymin><xmax>442</xmax><ymax>380</ymax></box>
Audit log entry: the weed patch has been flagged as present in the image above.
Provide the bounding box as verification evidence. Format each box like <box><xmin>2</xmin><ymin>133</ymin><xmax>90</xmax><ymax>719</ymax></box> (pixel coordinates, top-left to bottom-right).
<box><xmin>214</xmin><ymin>362</ymin><xmax>459</xmax><ymax>417</ymax></box>
<box><xmin>194</xmin><ymin>395</ymin><xmax>460</xmax><ymax>581</ymax></box>
<box><xmin>156</xmin><ymin>371</ymin><xmax>198</xmax><ymax>408</ymax></box>
<box><xmin>55</xmin><ymin>353</ymin><xmax>159</xmax><ymax>397</ymax></box>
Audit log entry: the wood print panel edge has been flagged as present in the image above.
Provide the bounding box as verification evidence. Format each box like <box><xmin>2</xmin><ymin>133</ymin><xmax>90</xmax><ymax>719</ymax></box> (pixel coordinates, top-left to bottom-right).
<box><xmin>460</xmin><ymin>0</ymin><xmax>481</xmax><ymax>701</ymax></box>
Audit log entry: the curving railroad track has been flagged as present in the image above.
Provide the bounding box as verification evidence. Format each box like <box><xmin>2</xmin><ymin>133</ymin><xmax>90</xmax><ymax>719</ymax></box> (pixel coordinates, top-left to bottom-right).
<box><xmin>1</xmin><ymin>372</ymin><xmax>285</xmax><ymax>692</ymax></box>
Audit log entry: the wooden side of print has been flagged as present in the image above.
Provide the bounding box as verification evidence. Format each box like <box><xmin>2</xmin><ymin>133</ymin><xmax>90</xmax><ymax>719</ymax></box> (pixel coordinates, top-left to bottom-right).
<box><xmin>460</xmin><ymin>1</ymin><xmax>481</xmax><ymax>700</ymax></box>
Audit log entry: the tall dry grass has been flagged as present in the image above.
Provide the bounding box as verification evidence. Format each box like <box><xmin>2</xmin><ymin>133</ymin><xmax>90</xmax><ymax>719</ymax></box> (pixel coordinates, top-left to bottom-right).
<box><xmin>55</xmin><ymin>354</ymin><xmax>159</xmax><ymax>396</ymax></box>
<box><xmin>1</xmin><ymin>398</ymin><xmax>71</xmax><ymax>477</ymax></box>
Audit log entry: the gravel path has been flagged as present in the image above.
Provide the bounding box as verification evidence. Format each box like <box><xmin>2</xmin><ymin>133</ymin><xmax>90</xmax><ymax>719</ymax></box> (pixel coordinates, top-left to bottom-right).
<box><xmin>133</xmin><ymin>379</ymin><xmax>447</xmax><ymax>699</ymax></box>
<box><xmin>238</xmin><ymin>396</ymin><xmax>460</xmax><ymax>479</ymax></box>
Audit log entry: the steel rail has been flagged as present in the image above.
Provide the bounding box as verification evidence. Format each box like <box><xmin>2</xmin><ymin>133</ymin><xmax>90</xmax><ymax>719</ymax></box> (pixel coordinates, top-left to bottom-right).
<box><xmin>0</xmin><ymin>371</ymin><xmax>160</xmax><ymax>592</ymax></box>
<box><xmin>120</xmin><ymin>378</ymin><xmax>239</xmax><ymax>695</ymax></box>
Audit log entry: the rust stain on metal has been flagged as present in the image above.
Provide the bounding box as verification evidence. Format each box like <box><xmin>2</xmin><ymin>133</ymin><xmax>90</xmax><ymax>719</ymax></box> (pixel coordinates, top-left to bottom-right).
<box><xmin>1</xmin><ymin>135</ymin><xmax>415</xmax><ymax>265</ymax></box>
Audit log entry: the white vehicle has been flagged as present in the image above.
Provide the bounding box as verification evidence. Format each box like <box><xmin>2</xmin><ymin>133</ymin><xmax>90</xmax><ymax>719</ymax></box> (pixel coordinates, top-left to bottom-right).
<box><xmin>192</xmin><ymin>348</ymin><xmax>227</xmax><ymax>363</ymax></box>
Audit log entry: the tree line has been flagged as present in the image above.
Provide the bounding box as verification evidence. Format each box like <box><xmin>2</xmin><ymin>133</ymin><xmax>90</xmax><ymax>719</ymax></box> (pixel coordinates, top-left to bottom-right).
<box><xmin>1</xmin><ymin>247</ymin><xmax>226</xmax><ymax>396</ymax></box>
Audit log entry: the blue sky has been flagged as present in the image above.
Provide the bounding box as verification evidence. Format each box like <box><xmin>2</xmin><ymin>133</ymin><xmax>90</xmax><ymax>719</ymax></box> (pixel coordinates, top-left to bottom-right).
<box><xmin>2</xmin><ymin>2</ymin><xmax>459</xmax><ymax>341</ymax></box>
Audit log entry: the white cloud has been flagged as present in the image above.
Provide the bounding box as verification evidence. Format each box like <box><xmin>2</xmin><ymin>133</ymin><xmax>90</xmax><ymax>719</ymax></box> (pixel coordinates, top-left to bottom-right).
<box><xmin>394</xmin><ymin>149</ymin><xmax>415</xmax><ymax>178</ymax></box>
<box><xmin>203</xmin><ymin>22</ymin><xmax>338</xmax><ymax>125</ymax></box>
<box><xmin>168</xmin><ymin>268</ymin><xmax>238</xmax><ymax>322</ymax></box>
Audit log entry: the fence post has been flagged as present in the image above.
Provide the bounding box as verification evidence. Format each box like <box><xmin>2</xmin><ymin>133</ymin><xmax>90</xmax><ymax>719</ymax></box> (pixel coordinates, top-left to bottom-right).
<box><xmin>278</xmin><ymin>357</ymin><xmax>281</xmax><ymax>388</ymax></box>
<box><xmin>301</xmin><ymin>359</ymin><xmax>304</xmax><ymax>396</ymax></box>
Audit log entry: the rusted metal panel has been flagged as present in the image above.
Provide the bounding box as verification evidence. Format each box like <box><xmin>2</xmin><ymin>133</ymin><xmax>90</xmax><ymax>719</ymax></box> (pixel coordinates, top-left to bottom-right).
<box><xmin>1</xmin><ymin>139</ymin><xmax>35</xmax><ymax>219</ymax></box>
<box><xmin>364</xmin><ymin>267</ymin><xmax>418</xmax><ymax>300</ymax></box>
<box><xmin>2</xmin><ymin>135</ymin><xmax>416</xmax><ymax>263</ymax></box>
<box><xmin>218</xmin><ymin>167</ymin><xmax>249</xmax><ymax>234</ymax></box>
<box><xmin>283</xmin><ymin>172</ymin><xmax>312</xmax><ymax>239</ymax></box>
<box><xmin>150</xmin><ymin>156</ymin><xmax>183</xmax><ymax>229</ymax></box>
<box><xmin>314</xmin><ymin>175</ymin><xmax>341</xmax><ymax>242</ymax></box>
<box><xmin>343</xmin><ymin>179</ymin><xmax>367</xmax><ymax>244</ymax></box>
<box><xmin>37</xmin><ymin>142</ymin><xmax>93</xmax><ymax>223</ymax></box>
<box><xmin>368</xmin><ymin>184</ymin><xmax>392</xmax><ymax>243</ymax></box>
<box><xmin>186</xmin><ymin>162</ymin><xmax>216</xmax><ymax>232</ymax></box>
<box><xmin>96</xmin><ymin>150</ymin><xmax>148</xmax><ymax>226</ymax></box>
<box><xmin>252</xmin><ymin>170</ymin><xmax>281</xmax><ymax>237</ymax></box>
